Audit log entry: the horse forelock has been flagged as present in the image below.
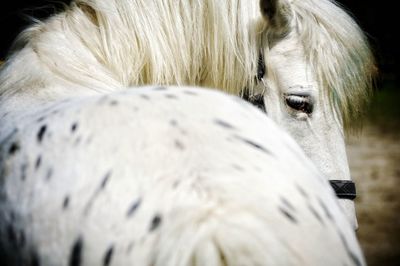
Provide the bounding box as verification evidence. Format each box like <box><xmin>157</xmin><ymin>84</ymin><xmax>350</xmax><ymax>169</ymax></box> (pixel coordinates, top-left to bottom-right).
<box><xmin>290</xmin><ymin>0</ymin><xmax>376</xmax><ymax>131</ymax></box>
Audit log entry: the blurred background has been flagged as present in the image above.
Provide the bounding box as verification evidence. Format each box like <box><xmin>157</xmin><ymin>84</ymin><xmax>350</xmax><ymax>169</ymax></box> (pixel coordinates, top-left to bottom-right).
<box><xmin>337</xmin><ymin>2</ymin><xmax>400</xmax><ymax>266</ymax></box>
<box><xmin>1</xmin><ymin>1</ymin><xmax>399</xmax><ymax>265</ymax></box>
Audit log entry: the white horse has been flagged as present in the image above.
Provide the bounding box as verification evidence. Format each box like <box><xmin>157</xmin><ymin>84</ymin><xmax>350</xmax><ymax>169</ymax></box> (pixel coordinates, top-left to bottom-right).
<box><xmin>0</xmin><ymin>0</ymin><xmax>375</xmax><ymax>230</ymax></box>
<box><xmin>0</xmin><ymin>0</ymin><xmax>374</xmax><ymax>265</ymax></box>
<box><xmin>0</xmin><ymin>87</ymin><xmax>365</xmax><ymax>265</ymax></box>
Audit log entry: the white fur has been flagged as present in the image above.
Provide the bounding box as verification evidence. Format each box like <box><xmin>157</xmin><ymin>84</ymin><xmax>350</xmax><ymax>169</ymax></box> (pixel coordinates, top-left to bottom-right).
<box><xmin>0</xmin><ymin>0</ymin><xmax>374</xmax><ymax>260</ymax></box>
<box><xmin>0</xmin><ymin>87</ymin><xmax>365</xmax><ymax>265</ymax></box>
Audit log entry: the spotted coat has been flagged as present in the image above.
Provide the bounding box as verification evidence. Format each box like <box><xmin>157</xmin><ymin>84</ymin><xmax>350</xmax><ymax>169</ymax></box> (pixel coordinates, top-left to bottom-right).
<box><xmin>0</xmin><ymin>86</ymin><xmax>365</xmax><ymax>266</ymax></box>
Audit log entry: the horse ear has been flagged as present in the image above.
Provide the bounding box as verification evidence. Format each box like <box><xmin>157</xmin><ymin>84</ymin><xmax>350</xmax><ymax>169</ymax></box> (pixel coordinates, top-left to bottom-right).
<box><xmin>259</xmin><ymin>0</ymin><xmax>291</xmax><ymax>29</ymax></box>
<box><xmin>260</xmin><ymin>0</ymin><xmax>278</xmax><ymax>21</ymax></box>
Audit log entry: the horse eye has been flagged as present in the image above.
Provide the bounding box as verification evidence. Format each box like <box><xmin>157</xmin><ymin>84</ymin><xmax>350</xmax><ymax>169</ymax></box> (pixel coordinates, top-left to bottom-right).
<box><xmin>285</xmin><ymin>94</ymin><xmax>313</xmax><ymax>114</ymax></box>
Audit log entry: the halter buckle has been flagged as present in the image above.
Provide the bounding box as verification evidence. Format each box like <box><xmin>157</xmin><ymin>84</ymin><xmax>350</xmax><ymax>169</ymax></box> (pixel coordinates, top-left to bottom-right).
<box><xmin>329</xmin><ymin>180</ymin><xmax>356</xmax><ymax>200</ymax></box>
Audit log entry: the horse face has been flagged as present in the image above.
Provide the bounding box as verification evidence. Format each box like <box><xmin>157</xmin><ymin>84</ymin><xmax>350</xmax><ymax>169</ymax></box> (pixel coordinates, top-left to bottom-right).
<box><xmin>257</xmin><ymin>0</ymin><xmax>358</xmax><ymax>229</ymax></box>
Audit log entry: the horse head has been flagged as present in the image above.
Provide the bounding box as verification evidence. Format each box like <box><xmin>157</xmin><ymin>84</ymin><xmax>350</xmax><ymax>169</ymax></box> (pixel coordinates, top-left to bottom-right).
<box><xmin>251</xmin><ymin>0</ymin><xmax>376</xmax><ymax>229</ymax></box>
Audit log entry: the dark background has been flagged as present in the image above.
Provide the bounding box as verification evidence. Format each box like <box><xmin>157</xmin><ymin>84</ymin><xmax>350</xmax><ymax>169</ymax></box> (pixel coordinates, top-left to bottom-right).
<box><xmin>0</xmin><ymin>0</ymin><xmax>398</xmax><ymax>86</ymax></box>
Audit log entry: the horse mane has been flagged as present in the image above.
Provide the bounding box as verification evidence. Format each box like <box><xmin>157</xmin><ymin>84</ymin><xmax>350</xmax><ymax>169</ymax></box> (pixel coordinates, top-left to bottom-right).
<box><xmin>1</xmin><ymin>0</ymin><xmax>375</xmax><ymax>131</ymax></box>
<box><xmin>1</xmin><ymin>0</ymin><xmax>263</xmax><ymax>96</ymax></box>
<box><xmin>290</xmin><ymin>0</ymin><xmax>376</xmax><ymax>130</ymax></box>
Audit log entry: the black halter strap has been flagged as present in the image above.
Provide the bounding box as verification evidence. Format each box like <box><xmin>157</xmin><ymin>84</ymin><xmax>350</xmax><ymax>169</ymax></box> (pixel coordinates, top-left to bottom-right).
<box><xmin>329</xmin><ymin>180</ymin><xmax>357</xmax><ymax>200</ymax></box>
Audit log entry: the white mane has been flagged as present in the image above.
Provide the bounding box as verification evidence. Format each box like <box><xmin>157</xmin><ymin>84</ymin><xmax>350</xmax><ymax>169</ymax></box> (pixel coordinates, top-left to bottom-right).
<box><xmin>289</xmin><ymin>0</ymin><xmax>376</xmax><ymax>129</ymax></box>
<box><xmin>0</xmin><ymin>0</ymin><xmax>263</xmax><ymax>96</ymax></box>
<box><xmin>0</xmin><ymin>0</ymin><xmax>375</xmax><ymax>128</ymax></box>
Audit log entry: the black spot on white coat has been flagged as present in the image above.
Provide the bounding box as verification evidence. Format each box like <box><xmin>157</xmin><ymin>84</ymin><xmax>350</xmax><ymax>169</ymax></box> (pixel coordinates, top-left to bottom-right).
<box><xmin>279</xmin><ymin>207</ymin><xmax>297</xmax><ymax>224</ymax></box>
<box><xmin>214</xmin><ymin>119</ymin><xmax>236</xmax><ymax>130</ymax></box>
<box><xmin>21</xmin><ymin>163</ymin><xmax>28</xmax><ymax>181</ymax></box>
<box><xmin>318</xmin><ymin>198</ymin><xmax>333</xmax><ymax>221</ymax></box>
<box><xmin>83</xmin><ymin>171</ymin><xmax>112</xmax><ymax>214</ymax></box>
<box><xmin>280</xmin><ymin>197</ymin><xmax>296</xmax><ymax>213</ymax></box>
<box><xmin>69</xmin><ymin>236</ymin><xmax>83</xmax><ymax>266</ymax></box>
<box><xmin>234</xmin><ymin>135</ymin><xmax>271</xmax><ymax>155</ymax></box>
<box><xmin>109</xmin><ymin>100</ymin><xmax>118</xmax><ymax>106</ymax></box>
<box><xmin>103</xmin><ymin>245</ymin><xmax>114</xmax><ymax>266</ymax></box>
<box><xmin>100</xmin><ymin>171</ymin><xmax>112</xmax><ymax>189</ymax></box>
<box><xmin>126</xmin><ymin>198</ymin><xmax>142</xmax><ymax>218</ymax></box>
<box><xmin>149</xmin><ymin>214</ymin><xmax>162</xmax><ymax>232</ymax></box>
<box><xmin>45</xmin><ymin>168</ymin><xmax>53</xmax><ymax>181</ymax></box>
<box><xmin>63</xmin><ymin>196</ymin><xmax>70</xmax><ymax>210</ymax></box>
<box><xmin>174</xmin><ymin>140</ymin><xmax>185</xmax><ymax>150</ymax></box>
<box><xmin>36</xmin><ymin>116</ymin><xmax>46</xmax><ymax>123</ymax></box>
<box><xmin>296</xmin><ymin>184</ymin><xmax>309</xmax><ymax>199</ymax></box>
<box><xmin>169</xmin><ymin>120</ymin><xmax>188</xmax><ymax>135</ymax></box>
<box><xmin>308</xmin><ymin>203</ymin><xmax>324</xmax><ymax>225</ymax></box>
<box><xmin>37</xmin><ymin>125</ymin><xmax>47</xmax><ymax>143</ymax></box>
<box><xmin>35</xmin><ymin>156</ymin><xmax>42</xmax><ymax>170</ymax></box>
<box><xmin>71</xmin><ymin>123</ymin><xmax>78</xmax><ymax>133</ymax></box>
<box><xmin>8</xmin><ymin>142</ymin><xmax>20</xmax><ymax>155</ymax></box>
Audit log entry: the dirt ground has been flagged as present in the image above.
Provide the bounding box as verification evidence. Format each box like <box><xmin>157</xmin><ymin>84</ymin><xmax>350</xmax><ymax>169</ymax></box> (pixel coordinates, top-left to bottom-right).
<box><xmin>346</xmin><ymin>96</ymin><xmax>400</xmax><ymax>265</ymax></box>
